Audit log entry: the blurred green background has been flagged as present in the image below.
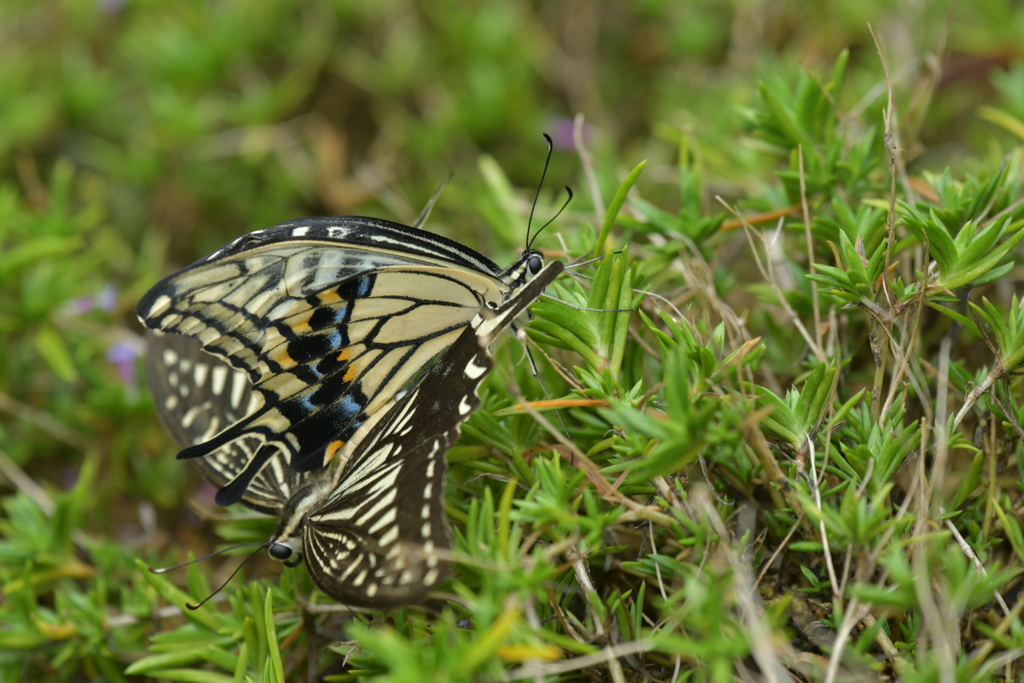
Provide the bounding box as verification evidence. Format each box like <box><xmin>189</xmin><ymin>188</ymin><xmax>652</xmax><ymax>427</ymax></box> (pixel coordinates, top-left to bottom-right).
<box><xmin>3</xmin><ymin>0</ymin><xmax>1024</xmax><ymax>679</ymax></box>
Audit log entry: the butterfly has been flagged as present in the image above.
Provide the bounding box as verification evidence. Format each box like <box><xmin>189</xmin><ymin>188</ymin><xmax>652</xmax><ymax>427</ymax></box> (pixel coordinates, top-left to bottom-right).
<box><xmin>137</xmin><ymin>214</ymin><xmax>554</xmax><ymax>507</ymax></box>
<box><xmin>151</xmin><ymin>260</ymin><xmax>564</xmax><ymax>605</ymax></box>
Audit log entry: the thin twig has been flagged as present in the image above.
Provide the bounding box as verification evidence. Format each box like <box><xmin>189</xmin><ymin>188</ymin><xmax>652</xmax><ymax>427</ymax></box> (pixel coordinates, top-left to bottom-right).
<box><xmin>797</xmin><ymin>145</ymin><xmax>822</xmax><ymax>352</ymax></box>
<box><xmin>720</xmin><ymin>199</ymin><xmax>824</xmax><ymax>362</ymax></box>
<box><xmin>939</xmin><ymin>506</ymin><xmax>1011</xmax><ymax>616</ymax></box>
<box><xmin>0</xmin><ymin>445</ymin><xmax>54</xmax><ymax>515</ymax></box>
<box><xmin>569</xmin><ymin>548</ymin><xmax>626</xmax><ymax>683</ymax></box>
<box><xmin>753</xmin><ymin>512</ymin><xmax>805</xmax><ymax>588</ymax></box>
<box><xmin>806</xmin><ymin>437</ymin><xmax>840</xmax><ymax>599</ymax></box>
<box><xmin>0</xmin><ymin>391</ymin><xmax>89</xmax><ymax>449</ymax></box>
<box><xmin>507</xmin><ymin>640</ymin><xmax>654</xmax><ymax>680</ymax></box>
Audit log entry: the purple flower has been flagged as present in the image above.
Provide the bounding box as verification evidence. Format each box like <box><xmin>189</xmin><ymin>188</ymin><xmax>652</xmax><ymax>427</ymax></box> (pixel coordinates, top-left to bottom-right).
<box><xmin>545</xmin><ymin>116</ymin><xmax>592</xmax><ymax>151</ymax></box>
<box><xmin>95</xmin><ymin>283</ymin><xmax>118</xmax><ymax>312</ymax></box>
<box><xmin>106</xmin><ymin>340</ymin><xmax>142</xmax><ymax>386</ymax></box>
<box><xmin>67</xmin><ymin>295</ymin><xmax>96</xmax><ymax>315</ymax></box>
<box><xmin>65</xmin><ymin>283</ymin><xmax>119</xmax><ymax>315</ymax></box>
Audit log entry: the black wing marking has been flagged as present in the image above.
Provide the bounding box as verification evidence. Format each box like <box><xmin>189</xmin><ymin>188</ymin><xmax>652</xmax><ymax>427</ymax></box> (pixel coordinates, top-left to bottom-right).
<box><xmin>293</xmin><ymin>260</ymin><xmax>565</xmax><ymax>606</ymax></box>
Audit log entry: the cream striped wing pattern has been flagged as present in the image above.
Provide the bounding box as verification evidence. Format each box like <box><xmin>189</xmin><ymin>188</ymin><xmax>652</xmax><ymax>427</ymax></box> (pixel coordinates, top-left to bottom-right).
<box><xmin>137</xmin><ymin>215</ymin><xmax>546</xmax><ymax>506</ymax></box>
<box><xmin>264</xmin><ymin>261</ymin><xmax>564</xmax><ymax>606</ymax></box>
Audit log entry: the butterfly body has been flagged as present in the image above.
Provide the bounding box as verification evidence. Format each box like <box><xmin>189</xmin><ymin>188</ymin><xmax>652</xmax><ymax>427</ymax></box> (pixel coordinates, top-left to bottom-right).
<box><xmin>139</xmin><ymin>215</ymin><xmax>546</xmax><ymax>505</ymax></box>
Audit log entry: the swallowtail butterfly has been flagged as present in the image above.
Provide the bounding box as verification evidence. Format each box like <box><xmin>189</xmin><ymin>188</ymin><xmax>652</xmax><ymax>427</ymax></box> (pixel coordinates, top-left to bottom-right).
<box><xmin>138</xmin><ymin>215</ymin><xmax>553</xmax><ymax>506</ymax></box>
<box><xmin>150</xmin><ymin>261</ymin><xmax>564</xmax><ymax>605</ymax></box>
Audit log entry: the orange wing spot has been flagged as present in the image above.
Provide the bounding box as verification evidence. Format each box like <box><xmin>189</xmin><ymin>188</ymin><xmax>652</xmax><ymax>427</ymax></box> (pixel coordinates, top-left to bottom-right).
<box><xmin>337</xmin><ymin>347</ymin><xmax>351</xmax><ymax>363</ymax></box>
<box><xmin>267</xmin><ymin>344</ymin><xmax>295</xmax><ymax>369</ymax></box>
<box><xmin>324</xmin><ymin>440</ymin><xmax>346</xmax><ymax>463</ymax></box>
<box><xmin>343</xmin><ymin>363</ymin><xmax>359</xmax><ymax>382</ymax></box>
<box><xmin>318</xmin><ymin>289</ymin><xmax>343</xmax><ymax>305</ymax></box>
<box><xmin>282</xmin><ymin>308</ymin><xmax>314</xmax><ymax>335</ymax></box>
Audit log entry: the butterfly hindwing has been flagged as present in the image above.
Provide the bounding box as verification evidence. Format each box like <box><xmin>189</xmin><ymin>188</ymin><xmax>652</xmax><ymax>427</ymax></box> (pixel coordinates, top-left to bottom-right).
<box><xmin>145</xmin><ymin>331</ymin><xmax>310</xmax><ymax>515</ymax></box>
<box><xmin>288</xmin><ymin>260</ymin><xmax>565</xmax><ymax>606</ymax></box>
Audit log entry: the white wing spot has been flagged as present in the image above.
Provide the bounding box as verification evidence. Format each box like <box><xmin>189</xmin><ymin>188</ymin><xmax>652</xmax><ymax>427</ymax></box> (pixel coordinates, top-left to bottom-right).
<box><xmin>164</xmin><ymin>394</ymin><xmax>178</xmax><ymax>411</ymax></box>
<box><xmin>464</xmin><ymin>357</ymin><xmax>487</xmax><ymax>380</ymax></box>
<box><xmin>181</xmin><ymin>406</ymin><xmax>202</xmax><ymax>429</ymax></box>
<box><xmin>420</xmin><ymin>521</ymin><xmax>431</xmax><ymax>538</ymax></box>
<box><xmin>458</xmin><ymin>396</ymin><xmax>472</xmax><ymax>415</ymax></box>
<box><xmin>352</xmin><ymin>568</ymin><xmax>368</xmax><ymax>587</ymax></box>
<box><xmin>230</xmin><ymin>372</ymin><xmax>247</xmax><ymax>409</ymax></box>
<box><xmin>211</xmin><ymin>365</ymin><xmax>229</xmax><ymax>396</ymax></box>
<box><xmin>291</xmin><ymin>226</ymin><xmax>310</xmax><ymax>237</ymax></box>
<box><xmin>193</xmin><ymin>362</ymin><xmax>208</xmax><ymax>388</ymax></box>
<box><xmin>161</xmin><ymin>348</ymin><xmax>178</xmax><ymax>367</ymax></box>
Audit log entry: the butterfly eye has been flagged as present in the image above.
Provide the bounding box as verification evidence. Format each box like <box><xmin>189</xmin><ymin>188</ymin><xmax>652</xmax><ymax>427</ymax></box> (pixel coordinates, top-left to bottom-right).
<box><xmin>528</xmin><ymin>255</ymin><xmax>543</xmax><ymax>275</ymax></box>
<box><xmin>268</xmin><ymin>543</ymin><xmax>294</xmax><ymax>562</ymax></box>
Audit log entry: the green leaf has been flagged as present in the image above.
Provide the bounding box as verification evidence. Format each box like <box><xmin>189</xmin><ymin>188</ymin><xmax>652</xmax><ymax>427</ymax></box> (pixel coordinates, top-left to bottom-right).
<box><xmin>135</xmin><ymin>559</ymin><xmax>223</xmax><ymax>633</ymax></box>
<box><xmin>34</xmin><ymin>325</ymin><xmax>78</xmax><ymax>383</ymax></box>
<box><xmin>125</xmin><ymin>651</ymin><xmax>202</xmax><ymax>675</ymax></box>
<box><xmin>264</xmin><ymin>590</ymin><xmax>285</xmax><ymax>683</ymax></box>
<box><xmin>950</xmin><ymin>451</ymin><xmax>984</xmax><ymax>510</ymax></box>
<box><xmin>594</xmin><ymin>160</ymin><xmax>646</xmax><ymax>256</ymax></box>
<box><xmin>141</xmin><ymin>670</ymin><xmax>234</xmax><ymax>683</ymax></box>
<box><xmin>993</xmin><ymin>501</ymin><xmax>1024</xmax><ymax>563</ymax></box>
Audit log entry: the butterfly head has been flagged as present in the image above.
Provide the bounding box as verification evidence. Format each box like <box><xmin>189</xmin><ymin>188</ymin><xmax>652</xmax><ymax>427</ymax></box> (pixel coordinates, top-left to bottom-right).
<box><xmin>268</xmin><ymin>536</ymin><xmax>304</xmax><ymax>567</ymax></box>
<box><xmin>500</xmin><ymin>248</ymin><xmax>546</xmax><ymax>295</ymax></box>
<box><xmin>266</xmin><ymin>479</ymin><xmax>329</xmax><ymax>568</ymax></box>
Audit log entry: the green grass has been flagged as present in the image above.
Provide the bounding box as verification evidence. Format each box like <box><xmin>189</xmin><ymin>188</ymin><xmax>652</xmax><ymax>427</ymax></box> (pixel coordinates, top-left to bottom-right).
<box><xmin>3</xmin><ymin>2</ymin><xmax>1024</xmax><ymax>681</ymax></box>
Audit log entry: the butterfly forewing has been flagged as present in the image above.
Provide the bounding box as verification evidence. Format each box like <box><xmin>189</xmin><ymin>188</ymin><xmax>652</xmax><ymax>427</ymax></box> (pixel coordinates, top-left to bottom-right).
<box><xmin>145</xmin><ymin>331</ymin><xmax>309</xmax><ymax>514</ymax></box>
<box><xmin>283</xmin><ymin>260</ymin><xmax>565</xmax><ymax>606</ymax></box>
<box><xmin>138</xmin><ymin>216</ymin><xmax>534</xmax><ymax>499</ymax></box>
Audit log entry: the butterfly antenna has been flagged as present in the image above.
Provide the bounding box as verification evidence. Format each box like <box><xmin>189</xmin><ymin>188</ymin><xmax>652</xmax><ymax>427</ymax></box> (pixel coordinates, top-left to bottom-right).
<box><xmin>185</xmin><ymin>545</ymin><xmax>266</xmax><ymax>610</ymax></box>
<box><xmin>148</xmin><ymin>540</ymin><xmax>268</xmax><ymax>573</ymax></box>
<box><xmin>413</xmin><ymin>172</ymin><xmax>454</xmax><ymax>230</ymax></box>
<box><xmin>526</xmin><ymin>134</ymin><xmax>555</xmax><ymax>249</ymax></box>
<box><xmin>529</xmin><ymin>187</ymin><xmax>573</xmax><ymax>249</ymax></box>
